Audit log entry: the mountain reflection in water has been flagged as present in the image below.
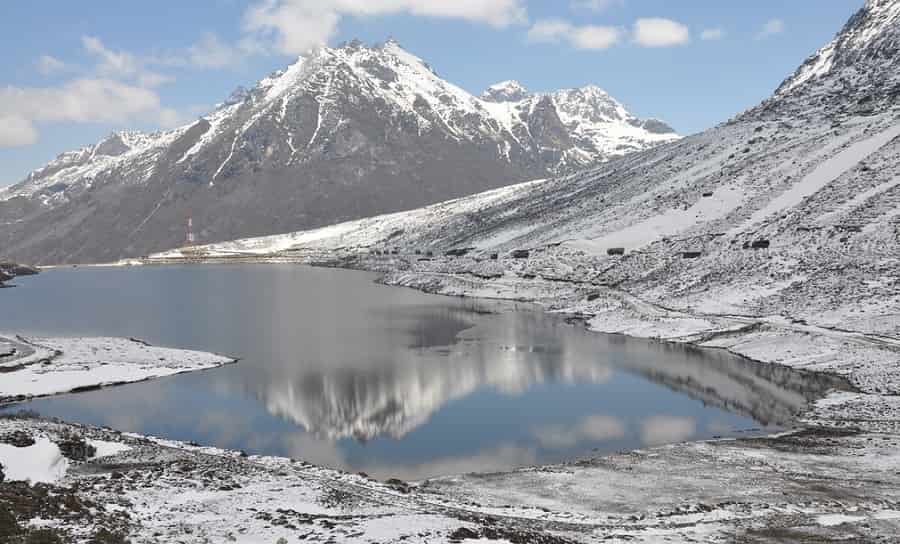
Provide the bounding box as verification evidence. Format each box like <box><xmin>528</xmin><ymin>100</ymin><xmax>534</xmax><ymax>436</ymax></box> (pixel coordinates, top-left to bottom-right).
<box><xmin>0</xmin><ymin>265</ymin><xmax>845</xmax><ymax>479</ymax></box>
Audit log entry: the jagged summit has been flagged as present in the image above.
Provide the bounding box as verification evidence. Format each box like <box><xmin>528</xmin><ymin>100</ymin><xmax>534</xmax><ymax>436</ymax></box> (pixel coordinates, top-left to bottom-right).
<box><xmin>481</xmin><ymin>80</ymin><xmax>531</xmax><ymax>102</ymax></box>
<box><xmin>772</xmin><ymin>0</ymin><xmax>900</xmax><ymax>108</ymax></box>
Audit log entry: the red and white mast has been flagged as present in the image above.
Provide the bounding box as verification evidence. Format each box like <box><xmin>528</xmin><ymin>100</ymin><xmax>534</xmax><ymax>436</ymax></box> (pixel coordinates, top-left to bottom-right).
<box><xmin>186</xmin><ymin>214</ymin><xmax>196</xmax><ymax>245</ymax></box>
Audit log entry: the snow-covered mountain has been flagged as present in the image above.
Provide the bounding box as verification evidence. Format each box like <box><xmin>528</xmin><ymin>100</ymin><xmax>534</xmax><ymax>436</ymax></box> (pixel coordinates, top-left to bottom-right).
<box><xmin>0</xmin><ymin>40</ymin><xmax>675</xmax><ymax>264</ymax></box>
<box><xmin>159</xmin><ymin>0</ymin><xmax>900</xmax><ymax>346</ymax></box>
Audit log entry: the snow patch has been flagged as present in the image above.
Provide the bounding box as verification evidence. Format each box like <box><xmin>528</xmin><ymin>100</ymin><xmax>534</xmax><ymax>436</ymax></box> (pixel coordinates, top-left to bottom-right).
<box><xmin>0</xmin><ymin>437</ymin><xmax>69</xmax><ymax>484</ymax></box>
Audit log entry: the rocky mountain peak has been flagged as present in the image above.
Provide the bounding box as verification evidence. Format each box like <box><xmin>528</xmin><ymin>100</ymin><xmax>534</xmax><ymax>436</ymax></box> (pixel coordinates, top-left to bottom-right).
<box><xmin>552</xmin><ymin>86</ymin><xmax>630</xmax><ymax>124</ymax></box>
<box><xmin>775</xmin><ymin>0</ymin><xmax>900</xmax><ymax>100</ymax></box>
<box><xmin>0</xmin><ymin>38</ymin><xmax>679</xmax><ymax>264</ymax></box>
<box><xmin>481</xmin><ymin>80</ymin><xmax>531</xmax><ymax>102</ymax></box>
<box><xmin>92</xmin><ymin>132</ymin><xmax>132</xmax><ymax>157</ymax></box>
<box><xmin>224</xmin><ymin>86</ymin><xmax>251</xmax><ymax>106</ymax></box>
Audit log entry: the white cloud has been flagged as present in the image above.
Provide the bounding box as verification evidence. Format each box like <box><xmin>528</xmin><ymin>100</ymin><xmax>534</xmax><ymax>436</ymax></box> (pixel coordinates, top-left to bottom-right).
<box><xmin>528</xmin><ymin>19</ymin><xmax>622</xmax><ymax>51</ymax></box>
<box><xmin>158</xmin><ymin>108</ymin><xmax>185</xmax><ymax>129</ymax></box>
<box><xmin>700</xmin><ymin>28</ymin><xmax>725</xmax><ymax>41</ymax></box>
<box><xmin>0</xmin><ymin>79</ymin><xmax>161</xmax><ymax>124</ymax></box>
<box><xmin>533</xmin><ymin>415</ymin><xmax>626</xmax><ymax>449</ymax></box>
<box><xmin>243</xmin><ymin>0</ymin><xmax>528</xmax><ymax>55</ymax></box>
<box><xmin>187</xmin><ymin>33</ymin><xmax>244</xmax><ymax>69</ymax></box>
<box><xmin>7</xmin><ymin>33</ymin><xmax>240</xmax><ymax>148</ymax></box>
<box><xmin>82</xmin><ymin>36</ymin><xmax>172</xmax><ymax>88</ymax></box>
<box><xmin>0</xmin><ymin>116</ymin><xmax>39</xmax><ymax>147</ymax></box>
<box><xmin>0</xmin><ymin>79</ymin><xmax>172</xmax><ymax>148</ymax></box>
<box><xmin>633</xmin><ymin>18</ymin><xmax>690</xmax><ymax>47</ymax></box>
<box><xmin>243</xmin><ymin>1</ymin><xmax>341</xmax><ymax>55</ymax></box>
<box><xmin>82</xmin><ymin>36</ymin><xmax>140</xmax><ymax>78</ymax></box>
<box><xmin>757</xmin><ymin>19</ymin><xmax>785</xmax><ymax>40</ymax></box>
<box><xmin>572</xmin><ymin>0</ymin><xmax>623</xmax><ymax>13</ymax></box>
<box><xmin>640</xmin><ymin>416</ymin><xmax>695</xmax><ymax>446</ymax></box>
<box><xmin>36</xmin><ymin>55</ymin><xmax>67</xmax><ymax>76</ymax></box>
<box><xmin>335</xmin><ymin>0</ymin><xmax>527</xmax><ymax>26</ymax></box>
<box><xmin>361</xmin><ymin>444</ymin><xmax>538</xmax><ymax>481</ymax></box>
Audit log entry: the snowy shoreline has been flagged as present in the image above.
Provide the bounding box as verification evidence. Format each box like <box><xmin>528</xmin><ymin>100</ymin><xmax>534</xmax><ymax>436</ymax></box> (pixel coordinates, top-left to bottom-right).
<box><xmin>0</xmin><ymin>334</ymin><xmax>236</xmax><ymax>405</ymax></box>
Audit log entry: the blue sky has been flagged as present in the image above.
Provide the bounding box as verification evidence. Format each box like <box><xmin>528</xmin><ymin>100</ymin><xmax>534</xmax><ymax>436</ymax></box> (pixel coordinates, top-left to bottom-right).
<box><xmin>0</xmin><ymin>0</ymin><xmax>861</xmax><ymax>187</ymax></box>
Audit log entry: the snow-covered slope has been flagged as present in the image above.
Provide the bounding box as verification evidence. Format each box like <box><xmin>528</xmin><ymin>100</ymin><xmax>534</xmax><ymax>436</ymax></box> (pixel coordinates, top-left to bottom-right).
<box><xmin>1</xmin><ymin>129</ymin><xmax>188</xmax><ymax>205</ymax></box>
<box><xmin>0</xmin><ymin>40</ymin><xmax>674</xmax><ymax>265</ymax></box>
<box><xmin>776</xmin><ymin>0</ymin><xmax>900</xmax><ymax>98</ymax></box>
<box><xmin>160</xmin><ymin>0</ymin><xmax>900</xmax><ymax>347</ymax></box>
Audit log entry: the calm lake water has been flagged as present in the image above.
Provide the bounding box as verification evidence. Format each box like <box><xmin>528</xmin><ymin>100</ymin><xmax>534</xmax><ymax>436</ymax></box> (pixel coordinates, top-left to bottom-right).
<box><xmin>0</xmin><ymin>265</ymin><xmax>837</xmax><ymax>479</ymax></box>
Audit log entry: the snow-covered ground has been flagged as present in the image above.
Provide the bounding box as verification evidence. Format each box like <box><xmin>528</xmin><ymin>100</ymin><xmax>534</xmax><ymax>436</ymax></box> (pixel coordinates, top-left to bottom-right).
<box><xmin>1</xmin><ymin>398</ymin><xmax>898</xmax><ymax>542</ymax></box>
<box><xmin>0</xmin><ymin>334</ymin><xmax>235</xmax><ymax>403</ymax></box>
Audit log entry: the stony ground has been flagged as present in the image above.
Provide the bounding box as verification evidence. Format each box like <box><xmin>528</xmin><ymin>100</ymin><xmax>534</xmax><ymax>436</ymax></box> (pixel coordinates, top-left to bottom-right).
<box><xmin>1</xmin><ymin>403</ymin><xmax>898</xmax><ymax>542</ymax></box>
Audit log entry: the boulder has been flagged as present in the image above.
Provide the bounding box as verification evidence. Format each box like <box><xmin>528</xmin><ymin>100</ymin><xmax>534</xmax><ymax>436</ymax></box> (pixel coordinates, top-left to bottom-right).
<box><xmin>607</xmin><ymin>247</ymin><xmax>625</xmax><ymax>256</ymax></box>
<box><xmin>742</xmin><ymin>240</ymin><xmax>771</xmax><ymax>250</ymax></box>
<box><xmin>56</xmin><ymin>436</ymin><xmax>97</xmax><ymax>461</ymax></box>
<box><xmin>682</xmin><ymin>251</ymin><xmax>702</xmax><ymax>259</ymax></box>
<box><xmin>0</xmin><ymin>431</ymin><xmax>35</xmax><ymax>448</ymax></box>
<box><xmin>449</xmin><ymin>527</ymin><xmax>480</xmax><ymax>541</ymax></box>
<box><xmin>0</xmin><ymin>263</ymin><xmax>39</xmax><ymax>276</ymax></box>
<box><xmin>384</xmin><ymin>478</ymin><xmax>412</xmax><ymax>494</ymax></box>
<box><xmin>511</xmin><ymin>249</ymin><xmax>530</xmax><ymax>259</ymax></box>
<box><xmin>445</xmin><ymin>248</ymin><xmax>473</xmax><ymax>257</ymax></box>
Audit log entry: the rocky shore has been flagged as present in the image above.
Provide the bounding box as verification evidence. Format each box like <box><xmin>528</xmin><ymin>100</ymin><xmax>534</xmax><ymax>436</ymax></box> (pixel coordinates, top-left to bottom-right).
<box><xmin>0</xmin><ymin>262</ymin><xmax>38</xmax><ymax>288</ymax></box>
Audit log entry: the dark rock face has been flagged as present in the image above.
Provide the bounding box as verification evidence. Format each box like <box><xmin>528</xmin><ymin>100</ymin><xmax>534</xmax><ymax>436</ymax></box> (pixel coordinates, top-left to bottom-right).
<box><xmin>528</xmin><ymin>96</ymin><xmax>574</xmax><ymax>165</ymax></box>
<box><xmin>511</xmin><ymin>250</ymin><xmax>530</xmax><ymax>259</ymax></box>
<box><xmin>0</xmin><ymin>41</ymin><xmax>676</xmax><ymax>265</ymax></box>
<box><xmin>631</xmin><ymin>118</ymin><xmax>677</xmax><ymax>134</ymax></box>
